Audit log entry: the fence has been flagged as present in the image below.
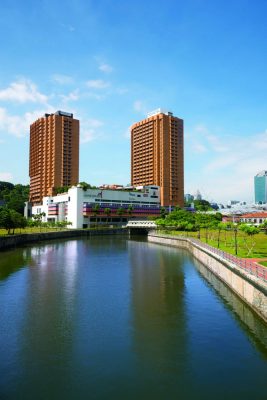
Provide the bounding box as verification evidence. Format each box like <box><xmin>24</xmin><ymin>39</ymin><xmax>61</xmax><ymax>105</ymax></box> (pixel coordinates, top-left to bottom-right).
<box><xmin>156</xmin><ymin>233</ymin><xmax>267</xmax><ymax>283</ymax></box>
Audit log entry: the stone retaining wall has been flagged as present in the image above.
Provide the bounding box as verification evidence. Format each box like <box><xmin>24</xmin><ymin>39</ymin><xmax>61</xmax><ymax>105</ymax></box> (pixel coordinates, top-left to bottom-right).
<box><xmin>0</xmin><ymin>229</ymin><xmax>125</xmax><ymax>251</ymax></box>
<box><xmin>148</xmin><ymin>233</ymin><xmax>267</xmax><ymax>324</ymax></box>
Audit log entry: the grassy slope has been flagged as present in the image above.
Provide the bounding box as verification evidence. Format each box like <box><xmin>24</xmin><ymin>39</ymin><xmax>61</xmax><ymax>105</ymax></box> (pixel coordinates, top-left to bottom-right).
<box><xmin>162</xmin><ymin>229</ymin><xmax>267</xmax><ymax>259</ymax></box>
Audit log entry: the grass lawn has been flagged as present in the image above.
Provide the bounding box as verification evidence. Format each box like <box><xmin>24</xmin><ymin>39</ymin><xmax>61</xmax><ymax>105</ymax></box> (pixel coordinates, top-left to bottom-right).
<box><xmin>0</xmin><ymin>227</ymin><xmax>66</xmax><ymax>236</ymax></box>
<box><xmin>161</xmin><ymin>229</ymin><xmax>267</xmax><ymax>259</ymax></box>
<box><xmin>258</xmin><ymin>261</ymin><xmax>267</xmax><ymax>267</ymax></box>
<box><xmin>0</xmin><ymin>225</ymin><xmax>121</xmax><ymax>236</ymax></box>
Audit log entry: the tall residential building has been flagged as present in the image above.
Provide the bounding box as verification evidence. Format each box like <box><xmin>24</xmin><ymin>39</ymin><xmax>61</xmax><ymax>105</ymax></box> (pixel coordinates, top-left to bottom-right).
<box><xmin>29</xmin><ymin>111</ymin><xmax>79</xmax><ymax>205</ymax></box>
<box><xmin>131</xmin><ymin>108</ymin><xmax>184</xmax><ymax>207</ymax></box>
<box><xmin>254</xmin><ymin>170</ymin><xmax>267</xmax><ymax>204</ymax></box>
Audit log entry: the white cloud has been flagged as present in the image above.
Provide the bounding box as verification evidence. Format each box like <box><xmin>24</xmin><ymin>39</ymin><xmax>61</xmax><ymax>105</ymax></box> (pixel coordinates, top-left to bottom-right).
<box><xmin>80</xmin><ymin>118</ymin><xmax>104</xmax><ymax>143</ymax></box>
<box><xmin>0</xmin><ymin>107</ymin><xmax>54</xmax><ymax>138</ymax></box>
<box><xmin>99</xmin><ymin>63</ymin><xmax>113</xmax><ymax>73</ymax></box>
<box><xmin>84</xmin><ymin>92</ymin><xmax>106</xmax><ymax>101</ymax></box>
<box><xmin>116</xmin><ymin>87</ymin><xmax>128</xmax><ymax>95</ymax></box>
<box><xmin>0</xmin><ymin>79</ymin><xmax>48</xmax><ymax>104</ymax></box>
<box><xmin>123</xmin><ymin>126</ymin><xmax>131</xmax><ymax>139</ymax></box>
<box><xmin>0</xmin><ymin>172</ymin><xmax>13</xmax><ymax>181</ymax></box>
<box><xmin>133</xmin><ymin>100</ymin><xmax>147</xmax><ymax>114</ymax></box>
<box><xmin>192</xmin><ymin>142</ymin><xmax>207</xmax><ymax>153</ymax></box>
<box><xmin>86</xmin><ymin>79</ymin><xmax>110</xmax><ymax>89</ymax></box>
<box><xmin>60</xmin><ymin>23</ymin><xmax>75</xmax><ymax>32</ymax></box>
<box><xmin>186</xmin><ymin>125</ymin><xmax>267</xmax><ymax>203</ymax></box>
<box><xmin>52</xmin><ymin>74</ymin><xmax>74</xmax><ymax>85</ymax></box>
<box><xmin>60</xmin><ymin>90</ymin><xmax>79</xmax><ymax>103</ymax></box>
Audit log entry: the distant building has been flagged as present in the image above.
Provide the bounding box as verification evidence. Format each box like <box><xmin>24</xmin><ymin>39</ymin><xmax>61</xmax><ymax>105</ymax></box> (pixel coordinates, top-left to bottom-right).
<box><xmin>254</xmin><ymin>171</ymin><xmax>267</xmax><ymax>204</ymax></box>
<box><xmin>184</xmin><ymin>193</ymin><xmax>194</xmax><ymax>203</ymax></box>
<box><xmin>240</xmin><ymin>212</ymin><xmax>267</xmax><ymax>226</ymax></box>
<box><xmin>194</xmin><ymin>190</ymin><xmax>202</xmax><ymax>201</ymax></box>
<box><xmin>31</xmin><ymin>185</ymin><xmax>162</xmax><ymax>229</ymax></box>
<box><xmin>131</xmin><ymin>108</ymin><xmax>184</xmax><ymax>207</ymax></box>
<box><xmin>29</xmin><ymin>111</ymin><xmax>79</xmax><ymax>205</ymax></box>
<box><xmin>227</xmin><ymin>200</ymin><xmax>240</xmax><ymax>207</ymax></box>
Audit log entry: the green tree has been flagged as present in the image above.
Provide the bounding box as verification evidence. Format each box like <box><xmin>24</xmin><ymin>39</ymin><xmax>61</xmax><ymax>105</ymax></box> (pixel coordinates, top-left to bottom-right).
<box><xmin>239</xmin><ymin>224</ymin><xmax>260</xmax><ymax>256</ymax></box>
<box><xmin>160</xmin><ymin>207</ymin><xmax>167</xmax><ymax>219</ymax></box>
<box><xmin>260</xmin><ymin>220</ymin><xmax>267</xmax><ymax>235</ymax></box>
<box><xmin>1</xmin><ymin>183</ymin><xmax>29</xmax><ymax>214</ymax></box>
<box><xmin>193</xmin><ymin>199</ymin><xmax>212</xmax><ymax>211</ymax></box>
<box><xmin>54</xmin><ymin>186</ymin><xmax>70</xmax><ymax>194</ymax></box>
<box><xmin>0</xmin><ymin>207</ymin><xmax>27</xmax><ymax>234</ymax></box>
<box><xmin>93</xmin><ymin>204</ymin><xmax>100</xmax><ymax>225</ymax></box>
<box><xmin>104</xmin><ymin>208</ymin><xmax>111</xmax><ymax>223</ymax></box>
<box><xmin>116</xmin><ymin>207</ymin><xmax>125</xmax><ymax>224</ymax></box>
<box><xmin>32</xmin><ymin>212</ymin><xmax>46</xmax><ymax>232</ymax></box>
<box><xmin>127</xmin><ymin>205</ymin><xmax>133</xmax><ymax>217</ymax></box>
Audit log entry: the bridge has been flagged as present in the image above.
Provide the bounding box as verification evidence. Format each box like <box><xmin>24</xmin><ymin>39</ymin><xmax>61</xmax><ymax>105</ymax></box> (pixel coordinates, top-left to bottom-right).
<box><xmin>126</xmin><ymin>220</ymin><xmax>157</xmax><ymax>234</ymax></box>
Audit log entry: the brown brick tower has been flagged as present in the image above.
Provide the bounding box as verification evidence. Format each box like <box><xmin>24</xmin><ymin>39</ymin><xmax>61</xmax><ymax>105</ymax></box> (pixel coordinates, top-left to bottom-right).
<box><xmin>131</xmin><ymin>109</ymin><xmax>184</xmax><ymax>207</ymax></box>
<box><xmin>29</xmin><ymin>111</ymin><xmax>79</xmax><ymax>205</ymax></box>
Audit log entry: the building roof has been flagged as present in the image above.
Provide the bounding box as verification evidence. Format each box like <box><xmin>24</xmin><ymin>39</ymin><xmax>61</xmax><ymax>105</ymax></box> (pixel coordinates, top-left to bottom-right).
<box><xmin>241</xmin><ymin>212</ymin><xmax>267</xmax><ymax>218</ymax></box>
<box><xmin>255</xmin><ymin>170</ymin><xmax>267</xmax><ymax>177</ymax></box>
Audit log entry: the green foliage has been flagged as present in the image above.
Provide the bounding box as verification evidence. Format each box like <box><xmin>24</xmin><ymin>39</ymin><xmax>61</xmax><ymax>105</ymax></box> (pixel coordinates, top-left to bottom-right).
<box><xmin>0</xmin><ymin>207</ymin><xmax>27</xmax><ymax>234</ymax></box>
<box><xmin>193</xmin><ymin>199</ymin><xmax>212</xmax><ymax>211</ymax></box>
<box><xmin>79</xmin><ymin>182</ymin><xmax>98</xmax><ymax>190</ymax></box>
<box><xmin>116</xmin><ymin>207</ymin><xmax>124</xmax><ymax>215</ymax></box>
<box><xmin>104</xmin><ymin>207</ymin><xmax>111</xmax><ymax>215</ymax></box>
<box><xmin>54</xmin><ymin>186</ymin><xmax>71</xmax><ymax>194</ymax></box>
<box><xmin>93</xmin><ymin>204</ymin><xmax>100</xmax><ymax>214</ymax></box>
<box><xmin>0</xmin><ymin>182</ymin><xmax>29</xmax><ymax>214</ymax></box>
<box><xmin>127</xmin><ymin>205</ymin><xmax>133</xmax><ymax>215</ymax></box>
<box><xmin>239</xmin><ymin>224</ymin><xmax>260</xmax><ymax>236</ymax></box>
<box><xmin>156</xmin><ymin>209</ymin><xmax>222</xmax><ymax>231</ymax></box>
<box><xmin>0</xmin><ymin>181</ymin><xmax>14</xmax><ymax>196</ymax></box>
<box><xmin>260</xmin><ymin>220</ymin><xmax>267</xmax><ymax>234</ymax></box>
<box><xmin>160</xmin><ymin>207</ymin><xmax>167</xmax><ymax>219</ymax></box>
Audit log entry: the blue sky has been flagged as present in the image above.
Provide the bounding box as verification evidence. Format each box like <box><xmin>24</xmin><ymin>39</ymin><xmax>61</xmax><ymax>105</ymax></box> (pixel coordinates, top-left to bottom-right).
<box><xmin>0</xmin><ymin>0</ymin><xmax>267</xmax><ymax>203</ymax></box>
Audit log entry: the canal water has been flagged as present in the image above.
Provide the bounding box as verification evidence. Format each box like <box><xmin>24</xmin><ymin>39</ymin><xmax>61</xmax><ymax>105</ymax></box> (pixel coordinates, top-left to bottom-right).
<box><xmin>1</xmin><ymin>236</ymin><xmax>267</xmax><ymax>400</ymax></box>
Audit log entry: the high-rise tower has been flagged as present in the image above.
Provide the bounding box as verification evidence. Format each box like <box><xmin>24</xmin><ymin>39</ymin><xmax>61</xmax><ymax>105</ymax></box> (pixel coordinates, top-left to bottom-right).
<box><xmin>29</xmin><ymin>111</ymin><xmax>79</xmax><ymax>205</ymax></box>
<box><xmin>131</xmin><ymin>109</ymin><xmax>184</xmax><ymax>206</ymax></box>
<box><xmin>254</xmin><ymin>170</ymin><xmax>267</xmax><ymax>204</ymax></box>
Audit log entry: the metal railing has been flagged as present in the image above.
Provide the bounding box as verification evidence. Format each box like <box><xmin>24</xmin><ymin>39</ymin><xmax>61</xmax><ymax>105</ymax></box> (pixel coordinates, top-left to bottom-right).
<box><xmin>154</xmin><ymin>233</ymin><xmax>267</xmax><ymax>283</ymax></box>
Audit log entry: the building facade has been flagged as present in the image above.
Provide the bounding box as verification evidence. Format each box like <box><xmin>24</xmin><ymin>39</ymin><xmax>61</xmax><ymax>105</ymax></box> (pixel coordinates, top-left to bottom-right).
<box><xmin>31</xmin><ymin>185</ymin><xmax>162</xmax><ymax>229</ymax></box>
<box><xmin>29</xmin><ymin>111</ymin><xmax>79</xmax><ymax>205</ymax></box>
<box><xmin>239</xmin><ymin>212</ymin><xmax>267</xmax><ymax>226</ymax></box>
<box><xmin>254</xmin><ymin>171</ymin><xmax>267</xmax><ymax>204</ymax></box>
<box><xmin>131</xmin><ymin>109</ymin><xmax>184</xmax><ymax>207</ymax></box>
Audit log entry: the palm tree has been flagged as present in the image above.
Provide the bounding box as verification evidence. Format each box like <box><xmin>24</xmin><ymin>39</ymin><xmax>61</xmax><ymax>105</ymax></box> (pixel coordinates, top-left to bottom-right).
<box><xmin>104</xmin><ymin>208</ymin><xmax>111</xmax><ymax>224</ymax></box>
<box><xmin>127</xmin><ymin>205</ymin><xmax>133</xmax><ymax>218</ymax></box>
<box><xmin>116</xmin><ymin>207</ymin><xmax>125</xmax><ymax>225</ymax></box>
<box><xmin>93</xmin><ymin>204</ymin><xmax>100</xmax><ymax>226</ymax></box>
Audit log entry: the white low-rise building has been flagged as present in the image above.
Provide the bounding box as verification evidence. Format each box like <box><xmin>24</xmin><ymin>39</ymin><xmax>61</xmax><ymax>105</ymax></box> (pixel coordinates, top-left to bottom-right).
<box><xmin>30</xmin><ymin>185</ymin><xmax>161</xmax><ymax>229</ymax></box>
<box><xmin>239</xmin><ymin>212</ymin><xmax>267</xmax><ymax>226</ymax></box>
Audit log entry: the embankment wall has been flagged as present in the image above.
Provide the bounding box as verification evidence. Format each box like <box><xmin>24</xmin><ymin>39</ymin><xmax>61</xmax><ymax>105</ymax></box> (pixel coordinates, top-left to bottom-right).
<box><xmin>0</xmin><ymin>229</ymin><xmax>125</xmax><ymax>251</ymax></box>
<box><xmin>148</xmin><ymin>233</ymin><xmax>267</xmax><ymax>324</ymax></box>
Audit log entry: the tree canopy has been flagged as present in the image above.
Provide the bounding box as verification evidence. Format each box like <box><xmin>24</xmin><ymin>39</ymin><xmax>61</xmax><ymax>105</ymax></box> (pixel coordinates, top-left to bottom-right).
<box><xmin>0</xmin><ymin>181</ymin><xmax>29</xmax><ymax>214</ymax></box>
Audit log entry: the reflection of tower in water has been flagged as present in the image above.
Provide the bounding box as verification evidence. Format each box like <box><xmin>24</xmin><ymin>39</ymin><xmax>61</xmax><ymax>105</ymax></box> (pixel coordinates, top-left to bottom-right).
<box><xmin>17</xmin><ymin>241</ymin><xmax>80</xmax><ymax>394</ymax></box>
<box><xmin>128</xmin><ymin>240</ymin><xmax>187</xmax><ymax>374</ymax></box>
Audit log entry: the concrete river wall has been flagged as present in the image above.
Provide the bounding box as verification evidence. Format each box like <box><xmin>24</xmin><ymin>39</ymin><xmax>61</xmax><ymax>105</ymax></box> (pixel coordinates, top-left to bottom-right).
<box><xmin>148</xmin><ymin>232</ymin><xmax>267</xmax><ymax>324</ymax></box>
<box><xmin>0</xmin><ymin>228</ymin><xmax>125</xmax><ymax>251</ymax></box>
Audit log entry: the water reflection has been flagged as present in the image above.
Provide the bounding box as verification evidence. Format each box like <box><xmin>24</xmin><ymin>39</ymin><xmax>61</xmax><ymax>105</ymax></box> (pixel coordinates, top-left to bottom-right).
<box><xmin>128</xmin><ymin>240</ymin><xmax>190</xmax><ymax>396</ymax></box>
<box><xmin>193</xmin><ymin>257</ymin><xmax>267</xmax><ymax>355</ymax></box>
<box><xmin>0</xmin><ymin>247</ymin><xmax>32</xmax><ymax>281</ymax></box>
<box><xmin>1</xmin><ymin>237</ymin><xmax>267</xmax><ymax>400</ymax></box>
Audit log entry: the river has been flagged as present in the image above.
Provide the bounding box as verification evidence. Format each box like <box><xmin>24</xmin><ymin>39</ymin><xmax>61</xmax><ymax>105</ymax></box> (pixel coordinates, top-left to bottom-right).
<box><xmin>1</xmin><ymin>236</ymin><xmax>267</xmax><ymax>400</ymax></box>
